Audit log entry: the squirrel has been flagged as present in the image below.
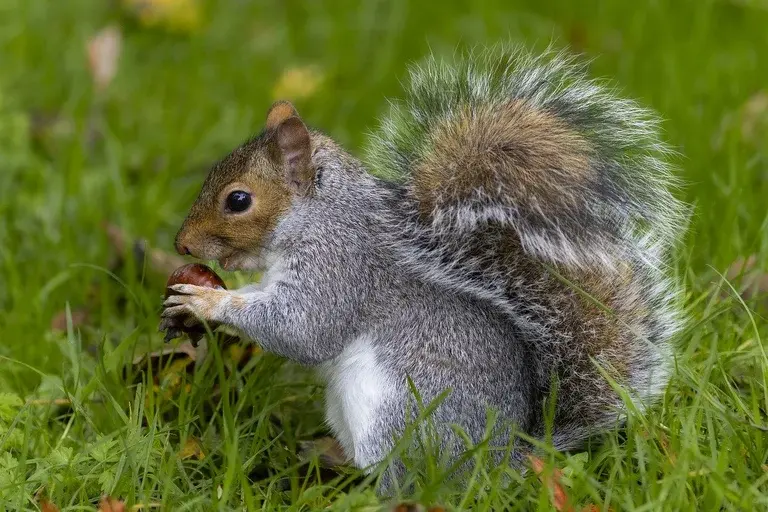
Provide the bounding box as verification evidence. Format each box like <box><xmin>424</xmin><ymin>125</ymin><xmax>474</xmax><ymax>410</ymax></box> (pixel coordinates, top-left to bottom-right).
<box><xmin>160</xmin><ymin>45</ymin><xmax>687</xmax><ymax>486</ymax></box>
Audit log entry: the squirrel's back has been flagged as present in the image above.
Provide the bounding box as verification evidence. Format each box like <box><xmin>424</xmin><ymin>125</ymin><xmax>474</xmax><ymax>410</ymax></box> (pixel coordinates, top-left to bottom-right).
<box><xmin>366</xmin><ymin>45</ymin><xmax>688</xmax><ymax>448</ymax></box>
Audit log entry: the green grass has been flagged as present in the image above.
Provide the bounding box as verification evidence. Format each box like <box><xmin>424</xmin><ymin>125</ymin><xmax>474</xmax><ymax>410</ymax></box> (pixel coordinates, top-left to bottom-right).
<box><xmin>1</xmin><ymin>0</ymin><xmax>768</xmax><ymax>509</ymax></box>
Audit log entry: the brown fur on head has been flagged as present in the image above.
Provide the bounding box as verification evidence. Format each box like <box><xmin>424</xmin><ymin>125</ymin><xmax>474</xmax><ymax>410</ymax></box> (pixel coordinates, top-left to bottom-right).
<box><xmin>174</xmin><ymin>101</ymin><xmax>315</xmax><ymax>271</ymax></box>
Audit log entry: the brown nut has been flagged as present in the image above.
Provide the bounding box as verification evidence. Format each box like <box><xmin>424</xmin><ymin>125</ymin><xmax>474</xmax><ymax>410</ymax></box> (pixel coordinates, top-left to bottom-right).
<box><xmin>162</xmin><ymin>263</ymin><xmax>226</xmax><ymax>343</ymax></box>
<box><xmin>165</xmin><ymin>263</ymin><xmax>226</xmax><ymax>297</ymax></box>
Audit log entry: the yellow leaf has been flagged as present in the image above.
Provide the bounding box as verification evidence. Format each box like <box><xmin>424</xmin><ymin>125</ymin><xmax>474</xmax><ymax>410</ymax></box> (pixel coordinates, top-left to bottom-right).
<box><xmin>122</xmin><ymin>0</ymin><xmax>203</xmax><ymax>34</ymax></box>
<box><xmin>179</xmin><ymin>436</ymin><xmax>205</xmax><ymax>460</ymax></box>
<box><xmin>740</xmin><ymin>91</ymin><xmax>768</xmax><ymax>145</ymax></box>
<box><xmin>272</xmin><ymin>66</ymin><xmax>324</xmax><ymax>101</ymax></box>
<box><xmin>228</xmin><ymin>344</ymin><xmax>245</xmax><ymax>364</ymax></box>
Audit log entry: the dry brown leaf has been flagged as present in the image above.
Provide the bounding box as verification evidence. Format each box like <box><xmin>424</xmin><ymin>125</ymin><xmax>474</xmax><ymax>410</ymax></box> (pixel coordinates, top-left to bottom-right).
<box><xmin>132</xmin><ymin>340</ymin><xmax>198</xmax><ymax>366</ymax></box>
<box><xmin>391</xmin><ymin>505</ymin><xmax>423</xmax><ymax>512</ymax></box>
<box><xmin>227</xmin><ymin>342</ymin><xmax>262</xmax><ymax>368</ymax></box>
<box><xmin>86</xmin><ymin>26</ymin><xmax>122</xmax><ymax>92</ymax></box>
<box><xmin>98</xmin><ymin>496</ymin><xmax>126</xmax><ymax>512</ymax></box>
<box><xmin>658</xmin><ymin>432</ymin><xmax>677</xmax><ymax>466</ymax></box>
<box><xmin>50</xmin><ymin>308</ymin><xmax>90</xmax><ymax>332</ymax></box>
<box><xmin>528</xmin><ymin>456</ymin><xmax>612</xmax><ymax>512</ymax></box>
<box><xmin>39</xmin><ymin>500</ymin><xmax>60</xmax><ymax>512</ymax></box>
<box><xmin>528</xmin><ymin>455</ymin><xmax>573</xmax><ymax>512</ymax></box>
<box><xmin>390</xmin><ymin>505</ymin><xmax>444</xmax><ymax>512</ymax></box>
<box><xmin>298</xmin><ymin>436</ymin><xmax>350</xmax><ymax>468</ymax></box>
<box><xmin>272</xmin><ymin>66</ymin><xmax>324</xmax><ymax>101</ymax></box>
<box><xmin>27</xmin><ymin>398</ymin><xmax>72</xmax><ymax>407</ymax></box>
<box><xmin>130</xmin><ymin>341</ymin><xmax>197</xmax><ymax>406</ymax></box>
<box><xmin>179</xmin><ymin>436</ymin><xmax>205</xmax><ymax>460</ymax></box>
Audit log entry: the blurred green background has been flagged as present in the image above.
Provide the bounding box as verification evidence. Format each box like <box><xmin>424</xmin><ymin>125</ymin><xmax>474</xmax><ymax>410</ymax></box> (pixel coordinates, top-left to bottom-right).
<box><xmin>1</xmin><ymin>0</ymin><xmax>766</xmax><ymax>374</ymax></box>
<box><xmin>0</xmin><ymin>0</ymin><xmax>767</xmax><ymax>509</ymax></box>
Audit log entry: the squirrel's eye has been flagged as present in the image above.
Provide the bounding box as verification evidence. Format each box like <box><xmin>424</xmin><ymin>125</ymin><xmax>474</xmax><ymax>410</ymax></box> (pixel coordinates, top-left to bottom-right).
<box><xmin>225</xmin><ymin>191</ymin><xmax>252</xmax><ymax>213</ymax></box>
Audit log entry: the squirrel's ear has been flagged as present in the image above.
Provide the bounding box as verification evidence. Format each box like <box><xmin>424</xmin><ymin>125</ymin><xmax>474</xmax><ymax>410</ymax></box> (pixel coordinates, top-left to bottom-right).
<box><xmin>275</xmin><ymin>116</ymin><xmax>314</xmax><ymax>196</ymax></box>
<box><xmin>266</xmin><ymin>100</ymin><xmax>299</xmax><ymax>131</ymax></box>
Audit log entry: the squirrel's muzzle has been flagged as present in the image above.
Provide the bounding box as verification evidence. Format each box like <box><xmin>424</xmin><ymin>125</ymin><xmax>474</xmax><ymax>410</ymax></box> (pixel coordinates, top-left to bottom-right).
<box><xmin>174</xmin><ymin>226</ymin><xmax>193</xmax><ymax>256</ymax></box>
<box><xmin>175</xmin><ymin>241</ymin><xmax>191</xmax><ymax>256</ymax></box>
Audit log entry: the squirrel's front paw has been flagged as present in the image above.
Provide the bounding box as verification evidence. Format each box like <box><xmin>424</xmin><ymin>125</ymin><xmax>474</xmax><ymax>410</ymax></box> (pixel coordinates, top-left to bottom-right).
<box><xmin>161</xmin><ymin>284</ymin><xmax>237</xmax><ymax>327</ymax></box>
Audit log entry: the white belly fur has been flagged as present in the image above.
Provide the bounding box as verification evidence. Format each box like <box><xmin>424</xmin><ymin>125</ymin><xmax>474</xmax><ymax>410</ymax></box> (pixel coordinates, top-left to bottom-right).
<box><xmin>320</xmin><ymin>335</ymin><xmax>394</xmax><ymax>469</ymax></box>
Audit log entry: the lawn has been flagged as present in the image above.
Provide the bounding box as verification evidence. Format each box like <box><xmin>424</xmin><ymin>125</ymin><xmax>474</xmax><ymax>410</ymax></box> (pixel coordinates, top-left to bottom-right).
<box><xmin>1</xmin><ymin>0</ymin><xmax>767</xmax><ymax>510</ymax></box>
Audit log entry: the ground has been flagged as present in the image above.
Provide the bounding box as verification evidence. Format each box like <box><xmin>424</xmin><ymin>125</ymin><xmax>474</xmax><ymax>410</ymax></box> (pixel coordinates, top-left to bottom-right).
<box><xmin>1</xmin><ymin>0</ymin><xmax>767</xmax><ymax>510</ymax></box>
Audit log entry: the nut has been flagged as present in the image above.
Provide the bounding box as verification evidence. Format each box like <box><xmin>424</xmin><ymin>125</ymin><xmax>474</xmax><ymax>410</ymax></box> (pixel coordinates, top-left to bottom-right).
<box><xmin>165</xmin><ymin>263</ymin><xmax>226</xmax><ymax>296</ymax></box>
<box><xmin>161</xmin><ymin>263</ymin><xmax>226</xmax><ymax>343</ymax></box>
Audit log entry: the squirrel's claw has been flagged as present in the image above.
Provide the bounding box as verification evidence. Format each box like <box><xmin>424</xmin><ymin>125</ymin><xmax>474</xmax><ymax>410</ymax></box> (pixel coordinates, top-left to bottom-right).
<box><xmin>183</xmin><ymin>316</ymin><xmax>203</xmax><ymax>329</ymax></box>
<box><xmin>158</xmin><ymin>315</ymin><xmax>185</xmax><ymax>343</ymax></box>
<box><xmin>161</xmin><ymin>305</ymin><xmax>192</xmax><ymax>319</ymax></box>
<box><xmin>158</xmin><ymin>317</ymin><xmax>171</xmax><ymax>332</ymax></box>
<box><xmin>160</xmin><ymin>285</ymin><xmax>231</xmax><ymax>328</ymax></box>
<box><xmin>169</xmin><ymin>284</ymin><xmax>201</xmax><ymax>295</ymax></box>
<box><xmin>163</xmin><ymin>295</ymin><xmax>187</xmax><ymax>308</ymax></box>
<box><xmin>163</xmin><ymin>327</ymin><xmax>182</xmax><ymax>343</ymax></box>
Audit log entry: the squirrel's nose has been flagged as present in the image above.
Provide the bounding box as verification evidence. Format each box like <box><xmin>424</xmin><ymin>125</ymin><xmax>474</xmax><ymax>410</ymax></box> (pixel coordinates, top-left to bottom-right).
<box><xmin>175</xmin><ymin>240</ymin><xmax>191</xmax><ymax>256</ymax></box>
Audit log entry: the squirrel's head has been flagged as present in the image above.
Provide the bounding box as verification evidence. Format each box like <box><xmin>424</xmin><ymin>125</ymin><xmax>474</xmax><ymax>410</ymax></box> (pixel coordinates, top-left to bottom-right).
<box><xmin>174</xmin><ymin>101</ymin><xmax>316</xmax><ymax>271</ymax></box>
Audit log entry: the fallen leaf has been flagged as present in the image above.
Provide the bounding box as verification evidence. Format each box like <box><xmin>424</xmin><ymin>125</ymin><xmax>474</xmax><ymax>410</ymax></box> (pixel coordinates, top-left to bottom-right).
<box><xmin>26</xmin><ymin>398</ymin><xmax>72</xmax><ymax>407</ymax></box>
<box><xmin>127</xmin><ymin>336</ymin><xmax>258</xmax><ymax>425</ymax></box>
<box><xmin>390</xmin><ymin>505</ymin><xmax>444</xmax><ymax>512</ymax></box>
<box><xmin>391</xmin><ymin>504</ymin><xmax>423</xmax><ymax>512</ymax></box>
<box><xmin>122</xmin><ymin>0</ymin><xmax>203</xmax><ymax>34</ymax></box>
<box><xmin>740</xmin><ymin>91</ymin><xmax>768</xmax><ymax>145</ymax></box>
<box><xmin>658</xmin><ymin>432</ymin><xmax>677</xmax><ymax>466</ymax></box>
<box><xmin>272</xmin><ymin>66</ymin><xmax>324</xmax><ymax>101</ymax></box>
<box><xmin>298</xmin><ymin>436</ymin><xmax>350</xmax><ymax>468</ymax></box>
<box><xmin>39</xmin><ymin>500</ymin><xmax>60</xmax><ymax>512</ymax></box>
<box><xmin>528</xmin><ymin>455</ymin><xmax>573</xmax><ymax>512</ymax></box>
<box><xmin>129</xmin><ymin>341</ymin><xmax>197</xmax><ymax>407</ymax></box>
<box><xmin>50</xmin><ymin>308</ymin><xmax>90</xmax><ymax>332</ymax></box>
<box><xmin>99</xmin><ymin>496</ymin><xmax>126</xmax><ymax>512</ymax></box>
<box><xmin>226</xmin><ymin>342</ymin><xmax>262</xmax><ymax>369</ymax></box>
<box><xmin>158</xmin><ymin>356</ymin><xmax>195</xmax><ymax>396</ymax></box>
<box><xmin>179</xmin><ymin>436</ymin><xmax>205</xmax><ymax>460</ymax></box>
<box><xmin>86</xmin><ymin>26</ymin><xmax>123</xmax><ymax>92</ymax></box>
<box><xmin>132</xmin><ymin>340</ymin><xmax>198</xmax><ymax>366</ymax></box>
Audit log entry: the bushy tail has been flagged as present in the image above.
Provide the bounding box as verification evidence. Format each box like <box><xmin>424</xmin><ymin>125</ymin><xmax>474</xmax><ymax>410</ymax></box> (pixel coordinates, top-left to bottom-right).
<box><xmin>366</xmin><ymin>45</ymin><xmax>687</xmax><ymax>269</ymax></box>
<box><xmin>366</xmin><ymin>45</ymin><xmax>688</xmax><ymax>448</ymax></box>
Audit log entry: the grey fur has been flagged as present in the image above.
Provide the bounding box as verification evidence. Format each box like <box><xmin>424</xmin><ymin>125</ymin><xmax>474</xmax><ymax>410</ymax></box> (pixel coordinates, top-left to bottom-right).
<box><xmin>169</xmin><ymin>46</ymin><xmax>687</xmax><ymax>490</ymax></box>
<box><xmin>214</xmin><ymin>141</ymin><xmax>537</xmax><ymax>484</ymax></box>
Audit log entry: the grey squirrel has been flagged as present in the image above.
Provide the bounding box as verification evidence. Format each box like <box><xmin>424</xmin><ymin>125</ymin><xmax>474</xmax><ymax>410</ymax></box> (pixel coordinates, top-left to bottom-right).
<box><xmin>160</xmin><ymin>46</ymin><xmax>687</xmax><ymax>485</ymax></box>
